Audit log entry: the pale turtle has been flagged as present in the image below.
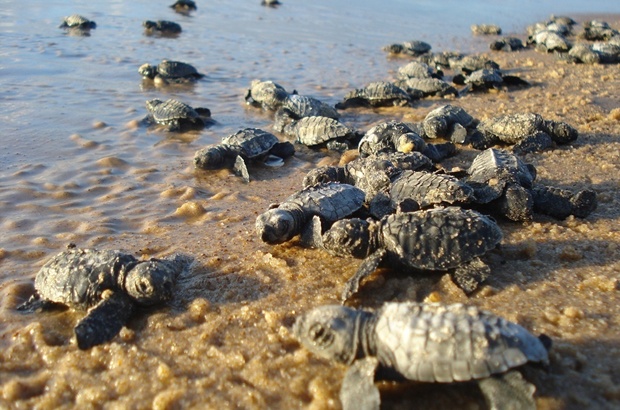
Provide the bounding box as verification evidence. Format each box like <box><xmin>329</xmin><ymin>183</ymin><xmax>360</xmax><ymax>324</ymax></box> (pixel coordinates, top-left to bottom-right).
<box><xmin>281</xmin><ymin>116</ymin><xmax>361</xmax><ymax>152</ymax></box>
<box><xmin>423</xmin><ymin>105</ymin><xmax>476</xmax><ymax>143</ymax></box>
<box><xmin>17</xmin><ymin>248</ymin><xmax>193</xmax><ymax>350</ymax></box>
<box><xmin>143</xmin><ymin>20</ymin><xmax>182</xmax><ymax>35</ymax></box>
<box><xmin>471</xmin><ymin>24</ymin><xmax>502</xmax><ymax>35</ymax></box>
<box><xmin>194</xmin><ymin>128</ymin><xmax>294</xmax><ymax>182</ymax></box>
<box><xmin>527</xmin><ymin>30</ymin><xmax>571</xmax><ymax>53</ymax></box>
<box><xmin>557</xmin><ymin>43</ymin><xmax>601</xmax><ymax>65</ymax></box>
<box><xmin>139</xmin><ymin>60</ymin><xmax>204</xmax><ymax>84</ymax></box>
<box><xmin>336</xmin><ymin>82</ymin><xmax>411</xmax><ymax>109</ymax></box>
<box><xmin>255</xmin><ymin>182</ymin><xmax>365</xmax><ymax>244</ymax></box>
<box><xmin>579</xmin><ymin>20</ymin><xmax>619</xmax><ymax>41</ymax></box>
<box><xmin>59</xmin><ymin>14</ymin><xmax>97</xmax><ymax>30</ymax></box>
<box><xmin>591</xmin><ymin>43</ymin><xmax>620</xmax><ymax>64</ymax></box>
<box><xmin>320</xmin><ymin>206</ymin><xmax>503</xmax><ymax>299</ymax></box>
<box><xmin>473</xmin><ymin>113</ymin><xmax>577</xmax><ymax>153</ymax></box>
<box><xmin>293</xmin><ymin>302</ymin><xmax>550</xmax><ymax>410</ymax></box>
<box><xmin>396</xmin><ymin>61</ymin><xmax>437</xmax><ymax>80</ymax></box>
<box><xmin>273</xmin><ymin>94</ymin><xmax>340</xmax><ymax>133</ymax></box>
<box><xmin>383</xmin><ymin>40</ymin><xmax>432</xmax><ymax>57</ymax></box>
<box><xmin>144</xmin><ymin>98</ymin><xmax>213</xmax><ymax>132</ymax></box>
<box><xmin>489</xmin><ymin>37</ymin><xmax>525</xmax><ymax>52</ymax></box>
<box><xmin>245</xmin><ymin>79</ymin><xmax>292</xmax><ymax>111</ymax></box>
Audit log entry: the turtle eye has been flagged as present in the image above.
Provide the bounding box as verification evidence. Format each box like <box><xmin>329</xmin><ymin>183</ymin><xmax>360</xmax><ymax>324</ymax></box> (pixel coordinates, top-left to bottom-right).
<box><xmin>139</xmin><ymin>278</ymin><xmax>151</xmax><ymax>295</ymax></box>
<box><xmin>309</xmin><ymin>323</ymin><xmax>334</xmax><ymax>348</ymax></box>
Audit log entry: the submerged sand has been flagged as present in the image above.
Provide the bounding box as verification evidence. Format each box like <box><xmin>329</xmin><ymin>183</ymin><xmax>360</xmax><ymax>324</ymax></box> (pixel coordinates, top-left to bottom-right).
<box><xmin>1</xmin><ymin>15</ymin><xmax>620</xmax><ymax>410</ymax></box>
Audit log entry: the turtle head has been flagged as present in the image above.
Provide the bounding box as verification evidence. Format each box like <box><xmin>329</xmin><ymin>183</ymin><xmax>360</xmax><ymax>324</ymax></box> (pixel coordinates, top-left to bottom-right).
<box><xmin>293</xmin><ymin>305</ymin><xmax>364</xmax><ymax>364</ymax></box>
<box><xmin>322</xmin><ymin>218</ymin><xmax>372</xmax><ymax>258</ymax></box>
<box><xmin>139</xmin><ymin>64</ymin><xmax>158</xmax><ymax>79</ymax></box>
<box><xmin>143</xmin><ymin>20</ymin><xmax>156</xmax><ymax>29</ymax></box>
<box><xmin>124</xmin><ymin>260</ymin><xmax>176</xmax><ymax>305</ymax></box>
<box><xmin>396</xmin><ymin>132</ymin><xmax>426</xmax><ymax>154</ymax></box>
<box><xmin>255</xmin><ymin>208</ymin><xmax>297</xmax><ymax>244</ymax></box>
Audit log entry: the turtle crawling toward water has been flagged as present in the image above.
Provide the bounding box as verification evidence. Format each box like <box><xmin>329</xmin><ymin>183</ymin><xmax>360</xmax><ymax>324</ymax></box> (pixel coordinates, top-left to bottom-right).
<box><xmin>336</xmin><ymin>82</ymin><xmax>411</xmax><ymax>109</ymax></box>
<box><xmin>471</xmin><ymin>24</ymin><xmax>502</xmax><ymax>35</ymax></box>
<box><xmin>320</xmin><ymin>206</ymin><xmax>502</xmax><ymax>300</ymax></box>
<box><xmin>139</xmin><ymin>60</ymin><xmax>204</xmax><ymax>85</ymax></box>
<box><xmin>170</xmin><ymin>0</ymin><xmax>196</xmax><ymax>13</ymax></box>
<box><xmin>143</xmin><ymin>20</ymin><xmax>182</xmax><ymax>36</ymax></box>
<box><xmin>144</xmin><ymin>99</ymin><xmax>213</xmax><ymax>132</ymax></box>
<box><xmin>294</xmin><ymin>302</ymin><xmax>550</xmax><ymax>410</ymax></box>
<box><xmin>245</xmin><ymin>79</ymin><xmax>292</xmax><ymax>111</ymax></box>
<box><xmin>17</xmin><ymin>248</ymin><xmax>193</xmax><ymax>349</ymax></box>
<box><xmin>59</xmin><ymin>14</ymin><xmax>96</xmax><ymax>34</ymax></box>
<box><xmin>194</xmin><ymin>128</ymin><xmax>294</xmax><ymax>182</ymax></box>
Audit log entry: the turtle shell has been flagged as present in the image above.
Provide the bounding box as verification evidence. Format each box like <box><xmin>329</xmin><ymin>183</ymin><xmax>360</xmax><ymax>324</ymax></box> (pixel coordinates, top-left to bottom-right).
<box><xmin>146</xmin><ymin>99</ymin><xmax>201</xmax><ymax>125</ymax></box>
<box><xmin>290</xmin><ymin>116</ymin><xmax>356</xmax><ymax>146</ymax></box>
<box><xmin>157</xmin><ymin>60</ymin><xmax>201</xmax><ymax>78</ymax></box>
<box><xmin>477</xmin><ymin>113</ymin><xmax>544</xmax><ymax>144</ymax></box>
<box><xmin>245</xmin><ymin>80</ymin><xmax>289</xmax><ymax>110</ymax></box>
<box><xmin>61</xmin><ymin>14</ymin><xmax>96</xmax><ymax>29</ymax></box>
<box><xmin>361</xmin><ymin>82</ymin><xmax>411</xmax><ymax>106</ymax></box>
<box><xmin>389</xmin><ymin>171</ymin><xmax>475</xmax><ymax>208</ymax></box>
<box><xmin>282</xmin><ymin>95</ymin><xmax>339</xmax><ymax>119</ymax></box>
<box><xmin>465</xmin><ymin>69</ymin><xmax>504</xmax><ymax>88</ymax></box>
<box><xmin>222</xmin><ymin>128</ymin><xmax>279</xmax><ymax>159</ymax></box>
<box><xmin>397</xmin><ymin>62</ymin><xmax>434</xmax><ymax>79</ymax></box>
<box><xmin>379</xmin><ymin>207</ymin><xmax>502</xmax><ymax>271</ymax></box>
<box><xmin>373</xmin><ymin>302</ymin><xmax>549</xmax><ymax>382</ymax></box>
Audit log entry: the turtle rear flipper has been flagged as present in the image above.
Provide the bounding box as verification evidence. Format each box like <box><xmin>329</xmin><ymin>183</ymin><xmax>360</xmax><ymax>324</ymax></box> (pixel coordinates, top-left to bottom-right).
<box><xmin>478</xmin><ymin>370</ymin><xmax>536</xmax><ymax>410</ymax></box>
<box><xmin>16</xmin><ymin>294</ymin><xmax>64</xmax><ymax>313</ymax></box>
<box><xmin>342</xmin><ymin>249</ymin><xmax>387</xmax><ymax>302</ymax></box>
<box><xmin>450</xmin><ymin>257</ymin><xmax>490</xmax><ymax>294</ymax></box>
<box><xmin>233</xmin><ymin>156</ymin><xmax>251</xmax><ymax>183</ymax></box>
<box><xmin>340</xmin><ymin>357</ymin><xmax>381</xmax><ymax>410</ymax></box>
<box><xmin>74</xmin><ymin>291</ymin><xmax>134</xmax><ymax>350</ymax></box>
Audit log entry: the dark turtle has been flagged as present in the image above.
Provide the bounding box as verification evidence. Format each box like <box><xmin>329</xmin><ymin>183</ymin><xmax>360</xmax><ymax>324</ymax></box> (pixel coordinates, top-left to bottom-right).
<box><xmin>302</xmin><ymin>152</ymin><xmax>435</xmax><ymax>205</ymax></box>
<box><xmin>335</xmin><ymin>82</ymin><xmax>411</xmax><ymax>109</ymax></box>
<box><xmin>194</xmin><ymin>128</ymin><xmax>294</xmax><ymax>182</ymax></box>
<box><xmin>59</xmin><ymin>14</ymin><xmax>96</xmax><ymax>34</ymax></box>
<box><xmin>416</xmin><ymin>51</ymin><xmax>464</xmax><ymax>70</ymax></box>
<box><xmin>143</xmin><ymin>20</ymin><xmax>182</xmax><ymax>35</ymax></box>
<box><xmin>532</xmin><ymin>185</ymin><xmax>597</xmax><ymax>220</ymax></box>
<box><xmin>261</xmin><ymin>0</ymin><xmax>281</xmax><ymax>7</ymax></box>
<box><xmin>471</xmin><ymin>24</ymin><xmax>502</xmax><ymax>35</ymax></box>
<box><xmin>359</xmin><ymin>121</ymin><xmax>457</xmax><ymax>162</ymax></box>
<box><xmin>449</xmin><ymin>55</ymin><xmax>500</xmax><ymax>75</ymax></box>
<box><xmin>489</xmin><ymin>37</ymin><xmax>525</xmax><ymax>52</ymax></box>
<box><xmin>453</xmin><ymin>69</ymin><xmax>529</xmax><ymax>94</ymax></box>
<box><xmin>139</xmin><ymin>60</ymin><xmax>204</xmax><ymax>84</ymax></box>
<box><xmin>170</xmin><ymin>0</ymin><xmax>196</xmax><ymax>13</ymax></box>
<box><xmin>293</xmin><ymin>302</ymin><xmax>550</xmax><ymax>410</ymax></box>
<box><xmin>579</xmin><ymin>20</ymin><xmax>619</xmax><ymax>41</ymax></box>
<box><xmin>144</xmin><ymin>99</ymin><xmax>212</xmax><ymax>132</ymax></box>
<box><xmin>394</xmin><ymin>77</ymin><xmax>458</xmax><ymax>98</ymax></box>
<box><xmin>528</xmin><ymin>30</ymin><xmax>571</xmax><ymax>53</ymax></box>
<box><xmin>383</xmin><ymin>40</ymin><xmax>432</xmax><ymax>57</ymax></box>
<box><xmin>320</xmin><ymin>206</ymin><xmax>503</xmax><ymax>299</ymax></box>
<box><xmin>281</xmin><ymin>116</ymin><xmax>361</xmax><ymax>152</ymax></box>
<box><xmin>256</xmin><ymin>182</ymin><xmax>365</xmax><ymax>244</ymax></box>
<box><xmin>245</xmin><ymin>79</ymin><xmax>291</xmax><ymax>111</ymax></box>
<box><xmin>465</xmin><ymin>148</ymin><xmax>536</xmax><ymax>222</ymax></box>
<box><xmin>369</xmin><ymin>170</ymin><xmax>476</xmax><ymax>219</ymax></box>
<box><xmin>17</xmin><ymin>248</ymin><xmax>192</xmax><ymax>350</ymax></box>
<box><xmin>473</xmin><ymin>113</ymin><xmax>577</xmax><ymax>153</ymax></box>
<box><xmin>549</xmin><ymin>15</ymin><xmax>577</xmax><ymax>27</ymax></box>
<box><xmin>280</xmin><ymin>94</ymin><xmax>339</xmax><ymax>120</ymax></box>
<box><xmin>423</xmin><ymin>105</ymin><xmax>476</xmax><ymax>143</ymax></box>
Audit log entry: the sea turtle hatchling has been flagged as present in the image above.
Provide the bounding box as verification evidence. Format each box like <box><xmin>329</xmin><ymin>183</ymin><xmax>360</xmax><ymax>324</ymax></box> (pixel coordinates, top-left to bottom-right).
<box><xmin>293</xmin><ymin>302</ymin><xmax>550</xmax><ymax>410</ymax></box>
<box><xmin>139</xmin><ymin>60</ymin><xmax>204</xmax><ymax>85</ymax></box>
<box><xmin>471</xmin><ymin>24</ymin><xmax>502</xmax><ymax>35</ymax></box>
<box><xmin>256</xmin><ymin>182</ymin><xmax>365</xmax><ymax>244</ymax></box>
<box><xmin>335</xmin><ymin>82</ymin><xmax>411</xmax><ymax>109</ymax></box>
<box><xmin>143</xmin><ymin>20</ymin><xmax>182</xmax><ymax>36</ymax></box>
<box><xmin>144</xmin><ymin>98</ymin><xmax>213</xmax><ymax>132</ymax></box>
<box><xmin>489</xmin><ymin>37</ymin><xmax>525</xmax><ymax>52</ymax></box>
<box><xmin>320</xmin><ymin>206</ymin><xmax>503</xmax><ymax>299</ymax></box>
<box><xmin>423</xmin><ymin>104</ymin><xmax>476</xmax><ymax>143</ymax></box>
<box><xmin>394</xmin><ymin>77</ymin><xmax>458</xmax><ymax>98</ymax></box>
<box><xmin>382</xmin><ymin>40</ymin><xmax>432</xmax><ymax>57</ymax></box>
<box><xmin>245</xmin><ymin>79</ymin><xmax>292</xmax><ymax>111</ymax></box>
<box><xmin>194</xmin><ymin>128</ymin><xmax>294</xmax><ymax>182</ymax></box>
<box><xmin>453</xmin><ymin>69</ymin><xmax>529</xmax><ymax>94</ymax></box>
<box><xmin>59</xmin><ymin>14</ymin><xmax>97</xmax><ymax>31</ymax></box>
<box><xmin>17</xmin><ymin>248</ymin><xmax>193</xmax><ymax>349</ymax></box>
<box><xmin>281</xmin><ymin>116</ymin><xmax>362</xmax><ymax>152</ymax></box>
<box><xmin>170</xmin><ymin>0</ymin><xmax>196</xmax><ymax>13</ymax></box>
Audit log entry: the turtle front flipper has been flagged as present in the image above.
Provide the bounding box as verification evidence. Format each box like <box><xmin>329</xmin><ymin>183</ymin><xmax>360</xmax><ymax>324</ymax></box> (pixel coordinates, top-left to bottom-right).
<box><xmin>300</xmin><ymin>215</ymin><xmax>324</xmax><ymax>249</ymax></box>
<box><xmin>450</xmin><ymin>257</ymin><xmax>490</xmax><ymax>294</ymax></box>
<box><xmin>340</xmin><ymin>357</ymin><xmax>381</xmax><ymax>410</ymax></box>
<box><xmin>341</xmin><ymin>249</ymin><xmax>387</xmax><ymax>302</ymax></box>
<box><xmin>478</xmin><ymin>370</ymin><xmax>536</xmax><ymax>410</ymax></box>
<box><xmin>233</xmin><ymin>156</ymin><xmax>251</xmax><ymax>183</ymax></box>
<box><xmin>74</xmin><ymin>290</ymin><xmax>134</xmax><ymax>350</ymax></box>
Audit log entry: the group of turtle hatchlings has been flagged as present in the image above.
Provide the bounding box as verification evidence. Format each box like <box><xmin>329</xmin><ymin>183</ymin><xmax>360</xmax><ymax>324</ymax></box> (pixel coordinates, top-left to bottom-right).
<box><xmin>24</xmin><ymin>8</ymin><xmax>607</xmax><ymax>409</ymax></box>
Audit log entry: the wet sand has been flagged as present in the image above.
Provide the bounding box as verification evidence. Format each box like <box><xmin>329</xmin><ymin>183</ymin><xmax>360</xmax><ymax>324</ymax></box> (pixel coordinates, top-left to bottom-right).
<box><xmin>1</xmin><ymin>5</ymin><xmax>620</xmax><ymax>410</ymax></box>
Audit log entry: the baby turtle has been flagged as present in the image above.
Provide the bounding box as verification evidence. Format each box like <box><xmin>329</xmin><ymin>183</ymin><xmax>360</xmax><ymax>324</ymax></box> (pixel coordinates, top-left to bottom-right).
<box><xmin>294</xmin><ymin>302</ymin><xmax>549</xmax><ymax>410</ymax></box>
<box><xmin>471</xmin><ymin>24</ymin><xmax>502</xmax><ymax>35</ymax></box>
<box><xmin>256</xmin><ymin>182</ymin><xmax>365</xmax><ymax>244</ymax></box>
<box><xmin>394</xmin><ymin>77</ymin><xmax>458</xmax><ymax>98</ymax></box>
<box><xmin>261</xmin><ymin>0</ymin><xmax>281</xmax><ymax>7</ymax></box>
<box><xmin>423</xmin><ymin>105</ymin><xmax>476</xmax><ymax>143</ymax></box>
<box><xmin>170</xmin><ymin>0</ymin><xmax>196</xmax><ymax>13</ymax></box>
<box><xmin>139</xmin><ymin>60</ymin><xmax>204</xmax><ymax>85</ymax></box>
<box><xmin>143</xmin><ymin>20</ymin><xmax>182</xmax><ymax>36</ymax></box>
<box><xmin>489</xmin><ymin>37</ymin><xmax>525</xmax><ymax>52</ymax></box>
<box><xmin>473</xmin><ymin>113</ymin><xmax>577</xmax><ymax>153</ymax></box>
<box><xmin>579</xmin><ymin>20</ymin><xmax>619</xmax><ymax>41</ymax></box>
<box><xmin>245</xmin><ymin>79</ymin><xmax>292</xmax><ymax>111</ymax></box>
<box><xmin>144</xmin><ymin>99</ymin><xmax>212</xmax><ymax>132</ymax></box>
<box><xmin>280</xmin><ymin>94</ymin><xmax>339</xmax><ymax>120</ymax></box>
<box><xmin>335</xmin><ymin>82</ymin><xmax>411</xmax><ymax>109</ymax></box>
<box><xmin>59</xmin><ymin>14</ymin><xmax>96</xmax><ymax>33</ymax></box>
<box><xmin>383</xmin><ymin>40</ymin><xmax>432</xmax><ymax>57</ymax></box>
<box><xmin>17</xmin><ymin>248</ymin><xmax>192</xmax><ymax>349</ymax></box>
<box><xmin>453</xmin><ymin>69</ymin><xmax>529</xmax><ymax>94</ymax></box>
<box><xmin>281</xmin><ymin>116</ymin><xmax>361</xmax><ymax>152</ymax></box>
<box><xmin>396</xmin><ymin>61</ymin><xmax>438</xmax><ymax>80</ymax></box>
<box><xmin>528</xmin><ymin>30</ymin><xmax>571</xmax><ymax>53</ymax></box>
<box><xmin>557</xmin><ymin>43</ymin><xmax>601</xmax><ymax>65</ymax></box>
<box><xmin>532</xmin><ymin>185</ymin><xmax>597</xmax><ymax>220</ymax></box>
<box><xmin>321</xmin><ymin>206</ymin><xmax>503</xmax><ymax>299</ymax></box>
<box><xmin>194</xmin><ymin>128</ymin><xmax>294</xmax><ymax>182</ymax></box>
<box><xmin>449</xmin><ymin>55</ymin><xmax>500</xmax><ymax>75</ymax></box>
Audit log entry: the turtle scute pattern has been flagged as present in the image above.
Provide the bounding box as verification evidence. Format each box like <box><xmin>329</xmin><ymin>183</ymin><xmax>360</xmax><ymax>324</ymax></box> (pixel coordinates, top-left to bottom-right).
<box><xmin>336</xmin><ymin>82</ymin><xmax>411</xmax><ymax>109</ymax></box>
<box><xmin>145</xmin><ymin>98</ymin><xmax>211</xmax><ymax>131</ymax></box>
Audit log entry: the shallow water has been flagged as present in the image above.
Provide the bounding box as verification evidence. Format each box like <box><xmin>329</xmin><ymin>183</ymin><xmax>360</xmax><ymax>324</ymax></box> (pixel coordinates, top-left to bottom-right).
<box><xmin>1</xmin><ymin>1</ymin><xmax>620</xmax><ymax>409</ymax></box>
